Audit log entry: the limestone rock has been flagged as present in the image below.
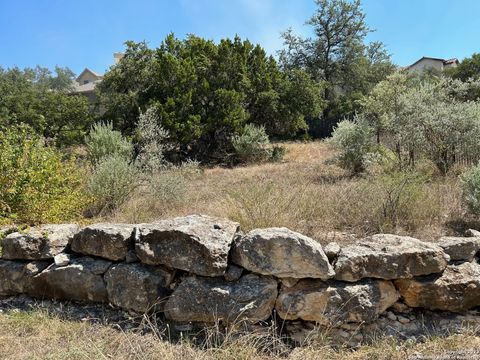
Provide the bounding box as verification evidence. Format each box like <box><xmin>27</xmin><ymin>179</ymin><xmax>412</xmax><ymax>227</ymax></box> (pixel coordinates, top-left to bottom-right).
<box><xmin>231</xmin><ymin>228</ymin><xmax>334</xmax><ymax>279</ymax></box>
<box><xmin>54</xmin><ymin>253</ymin><xmax>71</xmax><ymax>267</ymax></box>
<box><xmin>1</xmin><ymin>224</ymin><xmax>79</xmax><ymax>260</ymax></box>
<box><xmin>105</xmin><ymin>263</ymin><xmax>173</xmax><ymax>313</ymax></box>
<box><xmin>28</xmin><ymin>257</ymin><xmax>111</xmax><ymax>302</ymax></box>
<box><xmin>324</xmin><ymin>242</ymin><xmax>341</xmax><ymax>261</ymax></box>
<box><xmin>334</xmin><ymin>234</ymin><xmax>449</xmax><ymax>282</ymax></box>
<box><xmin>437</xmin><ymin>236</ymin><xmax>480</xmax><ymax>262</ymax></box>
<box><xmin>136</xmin><ymin>215</ymin><xmax>239</xmax><ymax>277</ymax></box>
<box><xmin>0</xmin><ymin>260</ymin><xmax>49</xmax><ymax>296</ymax></box>
<box><xmin>275</xmin><ymin>279</ymin><xmax>399</xmax><ymax>325</ymax></box>
<box><xmin>395</xmin><ymin>261</ymin><xmax>480</xmax><ymax>312</ymax></box>
<box><xmin>164</xmin><ymin>274</ymin><xmax>278</xmax><ymax>323</ymax></box>
<box><xmin>465</xmin><ymin>229</ymin><xmax>480</xmax><ymax>237</ymax></box>
<box><xmin>224</xmin><ymin>264</ymin><xmax>243</xmax><ymax>282</ymax></box>
<box><xmin>71</xmin><ymin>224</ymin><xmax>135</xmax><ymax>261</ymax></box>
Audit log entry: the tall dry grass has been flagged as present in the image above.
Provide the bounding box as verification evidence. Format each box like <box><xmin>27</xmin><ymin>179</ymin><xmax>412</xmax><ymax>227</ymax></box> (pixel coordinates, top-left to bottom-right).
<box><xmin>107</xmin><ymin>141</ymin><xmax>465</xmax><ymax>245</ymax></box>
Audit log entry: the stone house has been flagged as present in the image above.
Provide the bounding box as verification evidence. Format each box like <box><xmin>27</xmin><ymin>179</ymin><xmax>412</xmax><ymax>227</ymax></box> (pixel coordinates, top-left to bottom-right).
<box><xmin>406</xmin><ymin>56</ymin><xmax>459</xmax><ymax>72</ymax></box>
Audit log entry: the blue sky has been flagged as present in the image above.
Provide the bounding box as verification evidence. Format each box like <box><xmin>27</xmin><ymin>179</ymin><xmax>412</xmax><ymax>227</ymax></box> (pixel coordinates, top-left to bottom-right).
<box><xmin>1</xmin><ymin>0</ymin><xmax>479</xmax><ymax>76</ymax></box>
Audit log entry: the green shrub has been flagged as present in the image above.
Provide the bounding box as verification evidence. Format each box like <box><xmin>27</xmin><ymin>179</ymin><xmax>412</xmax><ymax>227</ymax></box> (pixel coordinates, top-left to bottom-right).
<box><xmin>232</xmin><ymin>124</ymin><xmax>272</xmax><ymax>163</ymax></box>
<box><xmin>329</xmin><ymin>116</ymin><xmax>374</xmax><ymax>174</ymax></box>
<box><xmin>0</xmin><ymin>125</ymin><xmax>90</xmax><ymax>224</ymax></box>
<box><xmin>85</xmin><ymin>122</ymin><xmax>133</xmax><ymax>165</ymax></box>
<box><xmin>461</xmin><ymin>163</ymin><xmax>480</xmax><ymax>215</ymax></box>
<box><xmin>87</xmin><ymin>154</ymin><xmax>138</xmax><ymax>214</ymax></box>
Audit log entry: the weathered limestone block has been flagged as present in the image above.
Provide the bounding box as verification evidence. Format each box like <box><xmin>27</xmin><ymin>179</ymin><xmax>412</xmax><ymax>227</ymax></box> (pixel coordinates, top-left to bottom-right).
<box><xmin>1</xmin><ymin>224</ymin><xmax>80</xmax><ymax>260</ymax></box>
<box><xmin>437</xmin><ymin>236</ymin><xmax>480</xmax><ymax>262</ymax></box>
<box><xmin>231</xmin><ymin>228</ymin><xmax>334</xmax><ymax>279</ymax></box>
<box><xmin>334</xmin><ymin>234</ymin><xmax>449</xmax><ymax>282</ymax></box>
<box><xmin>395</xmin><ymin>261</ymin><xmax>480</xmax><ymax>312</ymax></box>
<box><xmin>28</xmin><ymin>257</ymin><xmax>111</xmax><ymax>302</ymax></box>
<box><xmin>105</xmin><ymin>263</ymin><xmax>173</xmax><ymax>313</ymax></box>
<box><xmin>0</xmin><ymin>260</ymin><xmax>49</xmax><ymax>296</ymax></box>
<box><xmin>275</xmin><ymin>279</ymin><xmax>399</xmax><ymax>325</ymax></box>
<box><xmin>136</xmin><ymin>215</ymin><xmax>240</xmax><ymax>277</ymax></box>
<box><xmin>71</xmin><ymin>224</ymin><xmax>135</xmax><ymax>261</ymax></box>
<box><xmin>465</xmin><ymin>229</ymin><xmax>480</xmax><ymax>237</ymax></box>
<box><xmin>164</xmin><ymin>274</ymin><xmax>278</xmax><ymax>323</ymax></box>
<box><xmin>324</xmin><ymin>242</ymin><xmax>341</xmax><ymax>261</ymax></box>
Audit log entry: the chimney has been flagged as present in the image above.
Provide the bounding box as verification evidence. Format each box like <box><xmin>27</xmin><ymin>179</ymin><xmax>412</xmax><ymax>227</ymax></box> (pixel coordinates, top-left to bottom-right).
<box><xmin>113</xmin><ymin>52</ymin><xmax>124</xmax><ymax>65</ymax></box>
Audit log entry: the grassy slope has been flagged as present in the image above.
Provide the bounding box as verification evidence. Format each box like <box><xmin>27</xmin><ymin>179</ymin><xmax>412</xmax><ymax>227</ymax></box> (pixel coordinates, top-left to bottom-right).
<box><xmin>1</xmin><ymin>309</ymin><xmax>479</xmax><ymax>360</ymax></box>
<box><xmin>109</xmin><ymin>141</ymin><xmax>464</xmax><ymax>245</ymax></box>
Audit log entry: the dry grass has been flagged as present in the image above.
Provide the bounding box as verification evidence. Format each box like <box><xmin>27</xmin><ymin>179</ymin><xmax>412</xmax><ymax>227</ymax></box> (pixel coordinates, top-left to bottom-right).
<box><xmin>106</xmin><ymin>141</ymin><xmax>466</xmax><ymax>245</ymax></box>
<box><xmin>1</xmin><ymin>309</ymin><xmax>480</xmax><ymax>360</ymax></box>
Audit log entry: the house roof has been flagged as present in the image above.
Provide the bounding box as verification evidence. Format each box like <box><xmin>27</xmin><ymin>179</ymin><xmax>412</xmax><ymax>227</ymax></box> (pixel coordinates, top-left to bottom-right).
<box><xmin>407</xmin><ymin>56</ymin><xmax>459</xmax><ymax>69</ymax></box>
<box><xmin>75</xmin><ymin>67</ymin><xmax>103</xmax><ymax>82</ymax></box>
<box><xmin>72</xmin><ymin>79</ymin><xmax>102</xmax><ymax>93</ymax></box>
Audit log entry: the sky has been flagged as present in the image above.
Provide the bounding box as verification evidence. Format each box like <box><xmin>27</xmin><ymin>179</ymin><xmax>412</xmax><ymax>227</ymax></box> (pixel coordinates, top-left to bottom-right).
<box><xmin>1</xmin><ymin>0</ymin><xmax>480</xmax><ymax>76</ymax></box>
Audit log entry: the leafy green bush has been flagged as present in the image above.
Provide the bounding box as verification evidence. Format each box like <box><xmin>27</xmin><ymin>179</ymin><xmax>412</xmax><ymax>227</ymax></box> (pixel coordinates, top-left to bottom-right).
<box><xmin>85</xmin><ymin>122</ymin><xmax>133</xmax><ymax>165</ymax></box>
<box><xmin>0</xmin><ymin>125</ymin><xmax>90</xmax><ymax>224</ymax></box>
<box><xmin>461</xmin><ymin>164</ymin><xmax>480</xmax><ymax>215</ymax></box>
<box><xmin>232</xmin><ymin>124</ymin><xmax>272</xmax><ymax>163</ymax></box>
<box><xmin>87</xmin><ymin>154</ymin><xmax>138</xmax><ymax>214</ymax></box>
<box><xmin>329</xmin><ymin>116</ymin><xmax>374</xmax><ymax>174</ymax></box>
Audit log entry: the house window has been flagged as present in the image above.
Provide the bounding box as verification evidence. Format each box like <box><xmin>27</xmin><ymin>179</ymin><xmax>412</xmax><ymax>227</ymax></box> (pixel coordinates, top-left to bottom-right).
<box><xmin>84</xmin><ymin>80</ymin><xmax>89</xmax><ymax>84</ymax></box>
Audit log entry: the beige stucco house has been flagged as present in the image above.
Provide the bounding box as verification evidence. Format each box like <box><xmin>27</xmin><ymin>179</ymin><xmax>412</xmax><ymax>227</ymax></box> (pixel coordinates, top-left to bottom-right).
<box><xmin>407</xmin><ymin>56</ymin><xmax>459</xmax><ymax>72</ymax></box>
<box><xmin>72</xmin><ymin>53</ymin><xmax>123</xmax><ymax>111</ymax></box>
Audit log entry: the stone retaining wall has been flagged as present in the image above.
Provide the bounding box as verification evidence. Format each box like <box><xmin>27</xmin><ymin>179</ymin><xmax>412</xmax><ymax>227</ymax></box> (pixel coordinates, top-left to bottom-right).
<box><xmin>1</xmin><ymin>214</ymin><xmax>480</xmax><ymax>331</ymax></box>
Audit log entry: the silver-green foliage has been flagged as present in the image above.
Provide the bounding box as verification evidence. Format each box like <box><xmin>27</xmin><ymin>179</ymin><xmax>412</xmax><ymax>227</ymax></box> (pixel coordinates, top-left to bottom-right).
<box><xmin>85</xmin><ymin>122</ymin><xmax>133</xmax><ymax>165</ymax></box>
<box><xmin>329</xmin><ymin>115</ymin><xmax>374</xmax><ymax>174</ymax></box>
<box><xmin>232</xmin><ymin>124</ymin><xmax>271</xmax><ymax>163</ymax></box>
<box><xmin>87</xmin><ymin>154</ymin><xmax>138</xmax><ymax>214</ymax></box>
<box><xmin>462</xmin><ymin>163</ymin><xmax>480</xmax><ymax>215</ymax></box>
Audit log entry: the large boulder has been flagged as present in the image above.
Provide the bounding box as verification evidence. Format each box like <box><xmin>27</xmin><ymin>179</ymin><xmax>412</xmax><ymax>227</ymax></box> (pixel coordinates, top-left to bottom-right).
<box><xmin>334</xmin><ymin>234</ymin><xmax>449</xmax><ymax>282</ymax></box>
<box><xmin>437</xmin><ymin>236</ymin><xmax>480</xmax><ymax>262</ymax></box>
<box><xmin>275</xmin><ymin>279</ymin><xmax>399</xmax><ymax>325</ymax></box>
<box><xmin>28</xmin><ymin>257</ymin><xmax>111</xmax><ymax>302</ymax></box>
<box><xmin>1</xmin><ymin>224</ymin><xmax>79</xmax><ymax>260</ymax></box>
<box><xmin>105</xmin><ymin>263</ymin><xmax>173</xmax><ymax>313</ymax></box>
<box><xmin>395</xmin><ymin>261</ymin><xmax>480</xmax><ymax>312</ymax></box>
<box><xmin>0</xmin><ymin>260</ymin><xmax>49</xmax><ymax>296</ymax></box>
<box><xmin>136</xmin><ymin>215</ymin><xmax>239</xmax><ymax>277</ymax></box>
<box><xmin>71</xmin><ymin>224</ymin><xmax>135</xmax><ymax>261</ymax></box>
<box><xmin>231</xmin><ymin>228</ymin><xmax>334</xmax><ymax>279</ymax></box>
<box><xmin>164</xmin><ymin>274</ymin><xmax>278</xmax><ymax>323</ymax></box>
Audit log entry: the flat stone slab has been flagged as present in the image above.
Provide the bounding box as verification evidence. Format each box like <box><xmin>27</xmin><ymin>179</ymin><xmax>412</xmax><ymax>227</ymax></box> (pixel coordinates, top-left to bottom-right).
<box><xmin>105</xmin><ymin>263</ymin><xmax>173</xmax><ymax>313</ymax></box>
<box><xmin>71</xmin><ymin>224</ymin><xmax>135</xmax><ymax>261</ymax></box>
<box><xmin>164</xmin><ymin>274</ymin><xmax>278</xmax><ymax>323</ymax></box>
<box><xmin>395</xmin><ymin>261</ymin><xmax>480</xmax><ymax>312</ymax></box>
<box><xmin>28</xmin><ymin>257</ymin><xmax>111</xmax><ymax>303</ymax></box>
<box><xmin>437</xmin><ymin>236</ymin><xmax>480</xmax><ymax>262</ymax></box>
<box><xmin>136</xmin><ymin>215</ymin><xmax>240</xmax><ymax>277</ymax></box>
<box><xmin>334</xmin><ymin>234</ymin><xmax>449</xmax><ymax>282</ymax></box>
<box><xmin>1</xmin><ymin>224</ymin><xmax>80</xmax><ymax>260</ymax></box>
<box><xmin>275</xmin><ymin>278</ymin><xmax>399</xmax><ymax>325</ymax></box>
<box><xmin>0</xmin><ymin>260</ymin><xmax>49</xmax><ymax>296</ymax></box>
<box><xmin>231</xmin><ymin>227</ymin><xmax>334</xmax><ymax>279</ymax></box>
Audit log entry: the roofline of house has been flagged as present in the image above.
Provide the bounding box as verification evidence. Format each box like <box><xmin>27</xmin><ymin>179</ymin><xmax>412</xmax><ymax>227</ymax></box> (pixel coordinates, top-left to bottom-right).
<box><xmin>407</xmin><ymin>56</ymin><xmax>459</xmax><ymax>69</ymax></box>
<box><xmin>75</xmin><ymin>67</ymin><xmax>103</xmax><ymax>82</ymax></box>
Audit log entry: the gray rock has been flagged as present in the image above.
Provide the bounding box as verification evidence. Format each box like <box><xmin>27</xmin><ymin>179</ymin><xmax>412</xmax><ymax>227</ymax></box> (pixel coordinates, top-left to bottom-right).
<box><xmin>0</xmin><ymin>260</ymin><xmax>49</xmax><ymax>296</ymax></box>
<box><xmin>2</xmin><ymin>224</ymin><xmax>80</xmax><ymax>260</ymax></box>
<box><xmin>465</xmin><ymin>229</ymin><xmax>480</xmax><ymax>237</ymax></box>
<box><xmin>334</xmin><ymin>234</ymin><xmax>449</xmax><ymax>282</ymax></box>
<box><xmin>125</xmin><ymin>249</ymin><xmax>139</xmax><ymax>263</ymax></box>
<box><xmin>54</xmin><ymin>253</ymin><xmax>71</xmax><ymax>267</ymax></box>
<box><xmin>71</xmin><ymin>224</ymin><xmax>135</xmax><ymax>261</ymax></box>
<box><xmin>28</xmin><ymin>257</ymin><xmax>111</xmax><ymax>302</ymax></box>
<box><xmin>324</xmin><ymin>242</ymin><xmax>341</xmax><ymax>261</ymax></box>
<box><xmin>395</xmin><ymin>261</ymin><xmax>480</xmax><ymax>312</ymax></box>
<box><xmin>224</xmin><ymin>264</ymin><xmax>243</xmax><ymax>282</ymax></box>
<box><xmin>275</xmin><ymin>278</ymin><xmax>399</xmax><ymax>325</ymax></box>
<box><xmin>438</xmin><ymin>236</ymin><xmax>480</xmax><ymax>262</ymax></box>
<box><xmin>136</xmin><ymin>215</ymin><xmax>240</xmax><ymax>277</ymax></box>
<box><xmin>164</xmin><ymin>274</ymin><xmax>278</xmax><ymax>323</ymax></box>
<box><xmin>105</xmin><ymin>263</ymin><xmax>173</xmax><ymax>313</ymax></box>
<box><xmin>280</xmin><ymin>278</ymin><xmax>299</xmax><ymax>288</ymax></box>
<box><xmin>231</xmin><ymin>228</ymin><xmax>334</xmax><ymax>279</ymax></box>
